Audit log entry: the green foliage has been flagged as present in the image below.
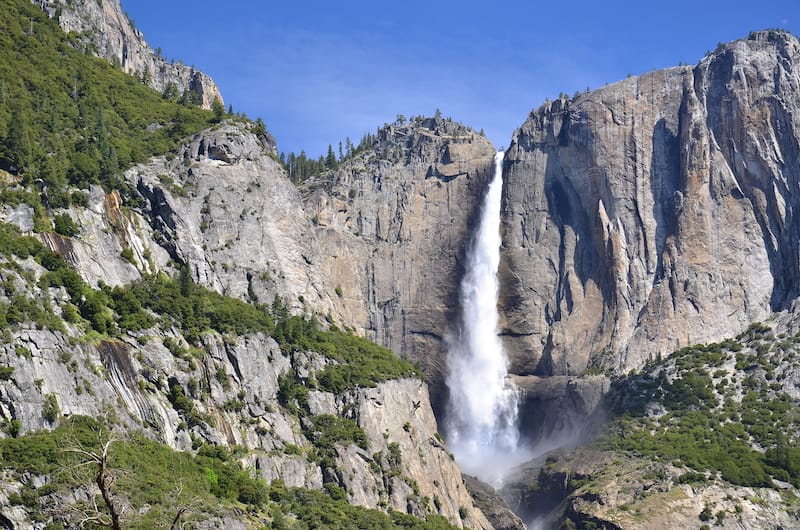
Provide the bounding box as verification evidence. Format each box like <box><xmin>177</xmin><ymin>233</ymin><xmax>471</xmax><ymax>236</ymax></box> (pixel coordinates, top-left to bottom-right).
<box><xmin>2</xmin><ymin>419</ymin><xmax>21</xmax><ymax>438</ymax></box>
<box><xmin>167</xmin><ymin>381</ymin><xmax>206</xmax><ymax>427</ymax></box>
<box><xmin>676</xmin><ymin>471</ymin><xmax>707</xmax><ymax>484</ymax></box>
<box><xmin>106</xmin><ymin>283</ymin><xmax>155</xmax><ymax>331</ymax></box>
<box><xmin>662</xmin><ymin>372</ymin><xmax>717</xmax><ymax>411</ymax></box>
<box><xmin>273</xmin><ymin>315</ymin><xmax>422</xmax><ymax>393</ymax></box>
<box><xmin>0</xmin><ymin>291</ymin><xmax>64</xmax><ymax>332</ymax></box>
<box><xmin>0</xmin><ymin>0</ymin><xmax>217</xmax><ymax>192</ymax></box>
<box><xmin>272</xmin><ymin>486</ymin><xmax>459</xmax><ymax>529</ymax></box>
<box><xmin>0</xmin><ymin>365</ymin><xmax>14</xmax><ymax>380</ymax></box>
<box><xmin>311</xmin><ymin>414</ymin><xmax>368</xmax><ymax>449</ymax></box>
<box><xmin>210</xmin><ymin>97</ymin><xmax>226</xmax><ymax>123</ymax></box>
<box><xmin>0</xmin><ymin>417</ymin><xmax>272</xmax><ymax>527</ymax></box>
<box><xmin>277</xmin><ymin>371</ymin><xmax>308</xmax><ymax>414</ymax></box>
<box><xmin>42</xmin><ymin>393</ymin><xmax>59</xmax><ymax>423</ymax></box>
<box><xmin>52</xmin><ymin>213</ymin><xmax>79</xmax><ymax>237</ymax></box>
<box><xmin>307</xmin><ymin>414</ymin><xmax>368</xmax><ymax>469</ymax></box>
<box><xmin>600</xmin><ymin>335</ymin><xmax>800</xmax><ymax>489</ymax></box>
<box><xmin>127</xmin><ymin>271</ymin><xmax>274</xmax><ymax>342</ymax></box>
<box><xmin>280</xmin><ymin>131</ymin><xmax>376</xmax><ymax>184</ymax></box>
<box><xmin>120</xmin><ymin>246</ymin><xmax>135</xmax><ymax>264</ymax></box>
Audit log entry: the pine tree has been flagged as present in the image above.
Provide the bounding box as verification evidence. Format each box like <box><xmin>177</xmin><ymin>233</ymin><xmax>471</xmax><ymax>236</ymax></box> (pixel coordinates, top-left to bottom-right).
<box><xmin>7</xmin><ymin>106</ymin><xmax>34</xmax><ymax>174</ymax></box>
<box><xmin>162</xmin><ymin>82</ymin><xmax>179</xmax><ymax>101</ymax></box>
<box><xmin>179</xmin><ymin>264</ymin><xmax>193</xmax><ymax>297</ymax></box>
<box><xmin>211</xmin><ymin>98</ymin><xmax>225</xmax><ymax>122</ymax></box>
<box><xmin>325</xmin><ymin>144</ymin><xmax>337</xmax><ymax>169</ymax></box>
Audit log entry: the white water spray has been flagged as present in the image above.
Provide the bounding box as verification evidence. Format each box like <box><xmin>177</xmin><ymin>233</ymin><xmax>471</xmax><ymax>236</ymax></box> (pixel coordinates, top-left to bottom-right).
<box><xmin>445</xmin><ymin>151</ymin><xmax>523</xmax><ymax>486</ymax></box>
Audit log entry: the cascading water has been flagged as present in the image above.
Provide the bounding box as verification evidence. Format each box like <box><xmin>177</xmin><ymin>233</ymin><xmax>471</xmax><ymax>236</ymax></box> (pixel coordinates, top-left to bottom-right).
<box><xmin>445</xmin><ymin>151</ymin><xmax>523</xmax><ymax>486</ymax></box>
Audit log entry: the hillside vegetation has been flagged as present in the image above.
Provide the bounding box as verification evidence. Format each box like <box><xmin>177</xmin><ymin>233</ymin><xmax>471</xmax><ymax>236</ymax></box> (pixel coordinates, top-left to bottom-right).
<box><xmin>514</xmin><ymin>321</ymin><xmax>800</xmax><ymax>528</ymax></box>
<box><xmin>0</xmin><ymin>2</ymin><xmax>466</xmax><ymax>528</ymax></box>
<box><xmin>0</xmin><ymin>0</ymin><xmax>216</xmax><ymax>208</ymax></box>
<box><xmin>601</xmin><ymin>322</ymin><xmax>800</xmax><ymax>489</ymax></box>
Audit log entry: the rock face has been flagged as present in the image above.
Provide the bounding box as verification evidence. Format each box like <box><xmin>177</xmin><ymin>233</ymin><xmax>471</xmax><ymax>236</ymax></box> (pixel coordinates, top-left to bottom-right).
<box><xmin>502</xmin><ymin>449</ymin><xmax>799</xmax><ymax>530</ymax></box>
<box><xmin>0</xmin><ymin>323</ymin><xmax>490</xmax><ymax>528</ymax></box>
<box><xmin>0</xmin><ymin>117</ymin><xmax>498</xmax><ymax>527</ymax></box>
<box><xmin>34</xmin><ymin>0</ymin><xmax>223</xmax><ymax>108</ymax></box>
<box><xmin>131</xmin><ymin>122</ymin><xmax>341</xmax><ymax>319</ymax></box>
<box><xmin>308</xmin><ymin>378</ymin><xmax>491</xmax><ymax>528</ymax></box>
<box><xmin>127</xmin><ymin>118</ymin><xmax>496</xmax><ymax>381</ymax></box>
<box><xmin>303</xmin><ymin>117</ymin><xmax>496</xmax><ymax>405</ymax></box>
<box><xmin>512</xmin><ymin>374</ymin><xmax>609</xmax><ymax>443</ymax></box>
<box><xmin>501</xmin><ymin>30</ymin><xmax>800</xmax><ymax>375</ymax></box>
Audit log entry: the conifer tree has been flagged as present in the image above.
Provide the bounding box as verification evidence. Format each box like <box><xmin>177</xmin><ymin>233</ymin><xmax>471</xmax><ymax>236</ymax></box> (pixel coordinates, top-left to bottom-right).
<box><xmin>325</xmin><ymin>144</ymin><xmax>337</xmax><ymax>169</ymax></box>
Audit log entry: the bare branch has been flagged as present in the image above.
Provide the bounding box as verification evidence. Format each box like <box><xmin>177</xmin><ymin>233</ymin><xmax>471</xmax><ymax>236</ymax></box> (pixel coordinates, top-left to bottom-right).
<box><xmin>58</xmin><ymin>432</ymin><xmax>126</xmax><ymax>529</ymax></box>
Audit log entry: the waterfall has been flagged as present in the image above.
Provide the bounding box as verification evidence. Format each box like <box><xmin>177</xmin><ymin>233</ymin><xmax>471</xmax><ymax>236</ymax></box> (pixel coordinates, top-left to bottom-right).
<box><xmin>445</xmin><ymin>151</ymin><xmax>521</xmax><ymax>486</ymax></box>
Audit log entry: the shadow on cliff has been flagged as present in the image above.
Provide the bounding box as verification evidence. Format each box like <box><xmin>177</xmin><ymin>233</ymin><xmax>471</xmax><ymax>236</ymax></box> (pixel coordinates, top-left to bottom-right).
<box><xmin>500</xmin><ymin>378</ymin><xmax>614</xmax><ymax>527</ymax></box>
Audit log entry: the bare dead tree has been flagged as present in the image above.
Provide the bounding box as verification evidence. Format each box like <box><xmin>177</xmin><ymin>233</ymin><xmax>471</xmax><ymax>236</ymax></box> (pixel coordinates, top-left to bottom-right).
<box><xmin>57</xmin><ymin>426</ymin><xmax>202</xmax><ymax>529</ymax></box>
<box><xmin>62</xmin><ymin>438</ymin><xmax>125</xmax><ymax>530</ymax></box>
<box><xmin>166</xmin><ymin>482</ymin><xmax>200</xmax><ymax>530</ymax></box>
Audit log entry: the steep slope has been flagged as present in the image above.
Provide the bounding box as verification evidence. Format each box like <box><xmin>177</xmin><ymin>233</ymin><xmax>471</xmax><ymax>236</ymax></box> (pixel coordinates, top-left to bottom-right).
<box><xmin>503</xmin><ymin>311</ymin><xmax>800</xmax><ymax>529</ymax></box>
<box><xmin>129</xmin><ymin>122</ymin><xmax>343</xmax><ymax>319</ymax></box>
<box><xmin>501</xmin><ymin>30</ymin><xmax>800</xmax><ymax>376</ymax></box>
<box><xmin>0</xmin><ymin>2</ymin><xmax>495</xmax><ymax>527</ymax></box>
<box><xmin>0</xmin><ymin>226</ymin><xmax>490</xmax><ymax>528</ymax></box>
<box><xmin>303</xmin><ymin>117</ymin><xmax>496</xmax><ymax>404</ymax></box>
<box><xmin>35</xmin><ymin>0</ymin><xmax>223</xmax><ymax>108</ymax></box>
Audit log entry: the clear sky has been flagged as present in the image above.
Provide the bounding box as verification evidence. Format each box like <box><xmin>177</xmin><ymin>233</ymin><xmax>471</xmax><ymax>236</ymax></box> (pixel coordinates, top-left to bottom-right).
<box><xmin>124</xmin><ymin>1</ymin><xmax>798</xmax><ymax>158</ymax></box>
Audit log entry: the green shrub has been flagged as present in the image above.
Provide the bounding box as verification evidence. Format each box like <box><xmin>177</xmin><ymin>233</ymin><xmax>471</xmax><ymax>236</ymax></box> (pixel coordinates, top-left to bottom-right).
<box><xmin>42</xmin><ymin>393</ymin><xmax>59</xmax><ymax>423</ymax></box>
<box><xmin>52</xmin><ymin>213</ymin><xmax>79</xmax><ymax>237</ymax></box>
<box><xmin>0</xmin><ymin>366</ymin><xmax>13</xmax><ymax>380</ymax></box>
<box><xmin>273</xmin><ymin>316</ymin><xmax>422</xmax><ymax>392</ymax></box>
<box><xmin>275</xmin><ymin>486</ymin><xmax>459</xmax><ymax>529</ymax></box>
<box><xmin>307</xmin><ymin>414</ymin><xmax>368</xmax><ymax>469</ymax></box>
<box><xmin>120</xmin><ymin>247</ymin><xmax>135</xmax><ymax>264</ymax></box>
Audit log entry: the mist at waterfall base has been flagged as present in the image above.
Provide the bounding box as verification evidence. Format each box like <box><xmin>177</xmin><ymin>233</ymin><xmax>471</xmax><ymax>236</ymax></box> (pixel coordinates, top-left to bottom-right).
<box><xmin>444</xmin><ymin>152</ymin><xmax>532</xmax><ymax>486</ymax></box>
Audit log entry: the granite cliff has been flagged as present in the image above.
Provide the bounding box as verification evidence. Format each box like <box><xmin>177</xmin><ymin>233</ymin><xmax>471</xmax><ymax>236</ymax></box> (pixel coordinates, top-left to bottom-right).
<box><xmin>34</xmin><ymin>0</ymin><xmax>223</xmax><ymax>108</ymax></box>
<box><xmin>501</xmin><ymin>30</ymin><xmax>800</xmax><ymax>378</ymax></box>
<box><xmin>0</xmin><ymin>120</ymin><xmax>495</xmax><ymax>527</ymax></box>
<box><xmin>302</xmin><ymin>117</ymin><xmax>496</xmax><ymax>406</ymax></box>
<box><xmin>4</xmin><ymin>1</ymin><xmax>800</xmax><ymax>527</ymax></box>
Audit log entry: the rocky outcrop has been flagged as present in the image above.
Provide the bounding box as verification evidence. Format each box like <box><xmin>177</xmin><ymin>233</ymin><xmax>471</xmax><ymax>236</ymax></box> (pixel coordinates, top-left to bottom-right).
<box><xmin>303</xmin><ymin>117</ymin><xmax>496</xmax><ymax>404</ymax></box>
<box><xmin>512</xmin><ymin>374</ymin><xmax>609</xmax><ymax>442</ymax></box>
<box><xmin>502</xmin><ymin>448</ymin><xmax>800</xmax><ymax>530</ymax></box>
<box><xmin>501</xmin><ymin>30</ymin><xmax>800</xmax><ymax>375</ymax></box>
<box><xmin>0</xmin><ymin>322</ymin><xmax>490</xmax><ymax>528</ymax></box>
<box><xmin>130</xmin><ymin>122</ymin><xmax>341</xmax><ymax>318</ymax></box>
<box><xmin>307</xmin><ymin>378</ymin><xmax>491</xmax><ymax>527</ymax></box>
<box><xmin>463</xmin><ymin>475</ymin><xmax>527</xmax><ymax>530</ymax></box>
<box><xmin>34</xmin><ymin>0</ymin><xmax>223</xmax><ymax>108</ymax></box>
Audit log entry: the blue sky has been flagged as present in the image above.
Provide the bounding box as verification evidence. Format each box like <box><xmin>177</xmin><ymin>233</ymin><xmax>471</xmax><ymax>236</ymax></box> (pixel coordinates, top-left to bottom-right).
<box><xmin>125</xmin><ymin>1</ymin><xmax>798</xmax><ymax>157</ymax></box>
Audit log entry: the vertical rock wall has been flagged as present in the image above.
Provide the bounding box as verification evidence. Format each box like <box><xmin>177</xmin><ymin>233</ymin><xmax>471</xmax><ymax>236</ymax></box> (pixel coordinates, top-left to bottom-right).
<box><xmin>501</xmin><ymin>31</ymin><xmax>800</xmax><ymax>375</ymax></box>
<box><xmin>303</xmin><ymin>118</ymin><xmax>496</xmax><ymax>404</ymax></box>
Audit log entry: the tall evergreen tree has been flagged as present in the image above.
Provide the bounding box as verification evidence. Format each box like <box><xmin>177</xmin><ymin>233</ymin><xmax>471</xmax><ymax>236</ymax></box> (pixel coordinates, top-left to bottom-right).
<box><xmin>325</xmin><ymin>144</ymin><xmax>337</xmax><ymax>169</ymax></box>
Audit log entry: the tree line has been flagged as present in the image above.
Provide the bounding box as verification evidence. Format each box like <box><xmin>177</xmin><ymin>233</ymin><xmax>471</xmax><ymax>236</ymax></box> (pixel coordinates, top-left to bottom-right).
<box><xmin>279</xmin><ymin>131</ymin><xmax>377</xmax><ymax>184</ymax></box>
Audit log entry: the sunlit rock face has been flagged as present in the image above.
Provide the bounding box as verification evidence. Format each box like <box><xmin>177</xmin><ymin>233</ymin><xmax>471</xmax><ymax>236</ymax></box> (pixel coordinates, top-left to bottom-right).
<box><xmin>303</xmin><ymin>117</ymin><xmax>496</xmax><ymax>403</ymax></box>
<box><xmin>500</xmin><ymin>31</ymin><xmax>800</xmax><ymax>376</ymax></box>
<box><xmin>34</xmin><ymin>0</ymin><xmax>223</xmax><ymax>108</ymax></box>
